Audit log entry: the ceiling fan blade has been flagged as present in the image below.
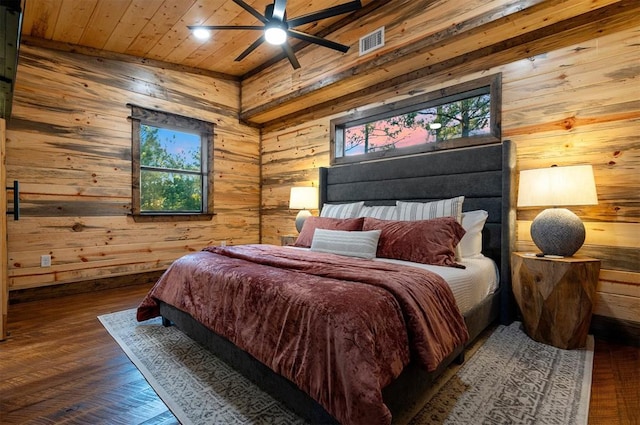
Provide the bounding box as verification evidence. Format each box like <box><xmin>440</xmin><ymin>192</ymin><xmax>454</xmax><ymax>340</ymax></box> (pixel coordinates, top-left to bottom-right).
<box><xmin>287</xmin><ymin>29</ymin><xmax>350</xmax><ymax>53</ymax></box>
<box><xmin>232</xmin><ymin>0</ymin><xmax>268</xmax><ymax>24</ymax></box>
<box><xmin>271</xmin><ymin>0</ymin><xmax>287</xmax><ymax>22</ymax></box>
<box><xmin>287</xmin><ymin>1</ymin><xmax>362</xmax><ymax>28</ymax></box>
<box><xmin>188</xmin><ymin>25</ymin><xmax>264</xmax><ymax>31</ymax></box>
<box><xmin>235</xmin><ymin>35</ymin><xmax>266</xmax><ymax>61</ymax></box>
<box><xmin>281</xmin><ymin>42</ymin><xmax>301</xmax><ymax>69</ymax></box>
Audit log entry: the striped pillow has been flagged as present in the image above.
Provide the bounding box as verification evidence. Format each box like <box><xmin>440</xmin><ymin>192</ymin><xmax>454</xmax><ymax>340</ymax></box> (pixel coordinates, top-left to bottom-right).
<box><xmin>396</xmin><ymin>196</ymin><xmax>464</xmax><ymax>223</ymax></box>
<box><xmin>294</xmin><ymin>216</ymin><xmax>365</xmax><ymax>248</ymax></box>
<box><xmin>320</xmin><ymin>202</ymin><xmax>364</xmax><ymax>219</ymax></box>
<box><xmin>358</xmin><ymin>205</ymin><xmax>398</xmax><ymax>220</ymax></box>
<box><xmin>310</xmin><ymin>229</ymin><xmax>381</xmax><ymax>259</ymax></box>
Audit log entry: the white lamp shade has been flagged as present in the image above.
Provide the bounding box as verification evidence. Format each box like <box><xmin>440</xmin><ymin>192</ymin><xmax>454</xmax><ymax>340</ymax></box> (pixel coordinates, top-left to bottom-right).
<box><xmin>517</xmin><ymin>165</ymin><xmax>598</xmax><ymax>207</ymax></box>
<box><xmin>289</xmin><ymin>187</ymin><xmax>319</xmax><ymax>210</ymax></box>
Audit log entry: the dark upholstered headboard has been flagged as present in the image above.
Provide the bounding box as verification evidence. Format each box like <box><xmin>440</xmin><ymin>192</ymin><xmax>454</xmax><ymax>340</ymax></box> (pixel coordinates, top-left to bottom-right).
<box><xmin>319</xmin><ymin>141</ymin><xmax>516</xmax><ymax>323</ymax></box>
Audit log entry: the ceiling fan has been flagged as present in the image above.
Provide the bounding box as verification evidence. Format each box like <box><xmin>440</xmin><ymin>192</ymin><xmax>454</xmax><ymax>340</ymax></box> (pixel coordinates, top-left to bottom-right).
<box><xmin>188</xmin><ymin>0</ymin><xmax>362</xmax><ymax>69</ymax></box>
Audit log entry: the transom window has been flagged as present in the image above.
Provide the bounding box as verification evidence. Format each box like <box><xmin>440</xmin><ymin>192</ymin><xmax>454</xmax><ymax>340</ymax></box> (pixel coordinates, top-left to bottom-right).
<box><xmin>331</xmin><ymin>74</ymin><xmax>501</xmax><ymax>164</ymax></box>
<box><xmin>128</xmin><ymin>105</ymin><xmax>214</xmax><ymax>221</ymax></box>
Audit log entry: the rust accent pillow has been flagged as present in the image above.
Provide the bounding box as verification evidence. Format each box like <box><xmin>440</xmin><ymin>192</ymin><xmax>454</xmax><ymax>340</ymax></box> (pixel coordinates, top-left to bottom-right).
<box><xmin>363</xmin><ymin>216</ymin><xmax>466</xmax><ymax>266</ymax></box>
<box><xmin>294</xmin><ymin>216</ymin><xmax>365</xmax><ymax>248</ymax></box>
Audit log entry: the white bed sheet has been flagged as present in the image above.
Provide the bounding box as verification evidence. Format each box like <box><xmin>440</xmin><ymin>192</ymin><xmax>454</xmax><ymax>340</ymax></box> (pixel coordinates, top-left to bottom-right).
<box><xmin>373</xmin><ymin>256</ymin><xmax>499</xmax><ymax>315</ymax></box>
<box><xmin>284</xmin><ymin>246</ymin><xmax>499</xmax><ymax>316</ymax></box>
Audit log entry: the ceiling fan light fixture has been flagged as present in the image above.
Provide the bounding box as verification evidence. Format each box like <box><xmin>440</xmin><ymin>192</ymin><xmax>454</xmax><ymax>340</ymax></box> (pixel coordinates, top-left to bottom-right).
<box><xmin>192</xmin><ymin>27</ymin><xmax>210</xmax><ymax>40</ymax></box>
<box><xmin>188</xmin><ymin>1</ymin><xmax>362</xmax><ymax>69</ymax></box>
<box><xmin>265</xmin><ymin>26</ymin><xmax>287</xmax><ymax>45</ymax></box>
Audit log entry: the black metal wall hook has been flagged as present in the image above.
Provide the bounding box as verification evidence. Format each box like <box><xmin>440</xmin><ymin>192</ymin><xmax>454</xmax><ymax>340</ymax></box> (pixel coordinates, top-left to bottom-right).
<box><xmin>6</xmin><ymin>180</ymin><xmax>19</xmax><ymax>220</ymax></box>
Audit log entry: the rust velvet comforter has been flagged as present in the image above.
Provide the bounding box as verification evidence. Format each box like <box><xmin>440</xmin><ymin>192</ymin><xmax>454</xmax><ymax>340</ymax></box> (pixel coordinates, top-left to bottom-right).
<box><xmin>137</xmin><ymin>245</ymin><xmax>468</xmax><ymax>425</ymax></box>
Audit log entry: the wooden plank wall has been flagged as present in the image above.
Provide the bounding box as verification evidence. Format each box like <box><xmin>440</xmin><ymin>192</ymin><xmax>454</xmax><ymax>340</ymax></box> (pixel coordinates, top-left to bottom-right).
<box><xmin>5</xmin><ymin>44</ymin><xmax>261</xmax><ymax>292</ymax></box>
<box><xmin>260</xmin><ymin>26</ymin><xmax>640</xmax><ymax>325</ymax></box>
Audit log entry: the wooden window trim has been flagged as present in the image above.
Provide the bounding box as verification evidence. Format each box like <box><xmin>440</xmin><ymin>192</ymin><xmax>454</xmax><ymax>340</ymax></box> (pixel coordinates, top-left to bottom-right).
<box><xmin>330</xmin><ymin>73</ymin><xmax>502</xmax><ymax>165</ymax></box>
<box><xmin>128</xmin><ymin>104</ymin><xmax>215</xmax><ymax>222</ymax></box>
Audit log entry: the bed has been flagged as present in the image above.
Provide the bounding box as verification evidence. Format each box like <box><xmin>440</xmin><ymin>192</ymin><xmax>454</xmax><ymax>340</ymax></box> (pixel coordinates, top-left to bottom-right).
<box><xmin>137</xmin><ymin>141</ymin><xmax>516</xmax><ymax>424</ymax></box>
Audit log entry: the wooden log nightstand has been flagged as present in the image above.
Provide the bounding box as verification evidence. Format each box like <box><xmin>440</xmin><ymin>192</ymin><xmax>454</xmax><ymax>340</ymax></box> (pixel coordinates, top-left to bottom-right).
<box><xmin>511</xmin><ymin>252</ymin><xmax>600</xmax><ymax>349</ymax></box>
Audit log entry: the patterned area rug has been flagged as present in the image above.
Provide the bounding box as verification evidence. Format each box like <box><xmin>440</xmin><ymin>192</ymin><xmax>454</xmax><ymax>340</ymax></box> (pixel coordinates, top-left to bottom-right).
<box><xmin>98</xmin><ymin>309</ymin><xmax>593</xmax><ymax>425</ymax></box>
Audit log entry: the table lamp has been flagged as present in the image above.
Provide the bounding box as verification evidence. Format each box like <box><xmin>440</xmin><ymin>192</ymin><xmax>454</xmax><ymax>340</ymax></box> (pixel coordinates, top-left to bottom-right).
<box><xmin>517</xmin><ymin>164</ymin><xmax>597</xmax><ymax>257</ymax></box>
<box><xmin>289</xmin><ymin>186</ymin><xmax>319</xmax><ymax>232</ymax></box>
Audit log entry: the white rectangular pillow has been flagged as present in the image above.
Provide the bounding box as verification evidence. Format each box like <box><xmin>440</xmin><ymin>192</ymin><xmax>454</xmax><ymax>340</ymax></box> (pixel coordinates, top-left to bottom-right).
<box><xmin>396</xmin><ymin>196</ymin><xmax>464</xmax><ymax>223</ymax></box>
<box><xmin>459</xmin><ymin>209</ymin><xmax>488</xmax><ymax>258</ymax></box>
<box><xmin>310</xmin><ymin>228</ymin><xmax>381</xmax><ymax>259</ymax></box>
<box><xmin>319</xmin><ymin>201</ymin><xmax>365</xmax><ymax>219</ymax></box>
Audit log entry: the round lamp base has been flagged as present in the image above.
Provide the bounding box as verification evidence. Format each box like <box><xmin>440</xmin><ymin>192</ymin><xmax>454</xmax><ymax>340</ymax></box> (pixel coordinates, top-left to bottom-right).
<box><xmin>530</xmin><ymin>208</ymin><xmax>586</xmax><ymax>257</ymax></box>
<box><xmin>295</xmin><ymin>210</ymin><xmax>311</xmax><ymax>233</ymax></box>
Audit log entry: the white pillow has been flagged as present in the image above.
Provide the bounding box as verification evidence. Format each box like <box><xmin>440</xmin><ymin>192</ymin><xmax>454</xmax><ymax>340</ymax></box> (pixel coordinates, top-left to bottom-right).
<box><xmin>458</xmin><ymin>210</ymin><xmax>488</xmax><ymax>258</ymax></box>
<box><xmin>396</xmin><ymin>196</ymin><xmax>464</xmax><ymax>223</ymax></box>
<box><xmin>358</xmin><ymin>205</ymin><xmax>398</xmax><ymax>220</ymax></box>
<box><xmin>320</xmin><ymin>201</ymin><xmax>364</xmax><ymax>218</ymax></box>
<box><xmin>310</xmin><ymin>229</ymin><xmax>381</xmax><ymax>259</ymax></box>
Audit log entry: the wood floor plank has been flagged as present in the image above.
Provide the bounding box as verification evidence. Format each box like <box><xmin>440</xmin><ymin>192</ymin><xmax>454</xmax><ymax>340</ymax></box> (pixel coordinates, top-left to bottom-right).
<box><xmin>0</xmin><ymin>284</ymin><xmax>178</xmax><ymax>425</ymax></box>
<box><xmin>0</xmin><ymin>283</ymin><xmax>637</xmax><ymax>424</ymax></box>
<box><xmin>589</xmin><ymin>340</ymin><xmax>640</xmax><ymax>425</ymax></box>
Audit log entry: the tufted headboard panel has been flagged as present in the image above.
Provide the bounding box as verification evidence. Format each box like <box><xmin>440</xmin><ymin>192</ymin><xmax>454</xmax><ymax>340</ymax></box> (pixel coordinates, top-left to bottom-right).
<box><xmin>319</xmin><ymin>141</ymin><xmax>516</xmax><ymax>323</ymax></box>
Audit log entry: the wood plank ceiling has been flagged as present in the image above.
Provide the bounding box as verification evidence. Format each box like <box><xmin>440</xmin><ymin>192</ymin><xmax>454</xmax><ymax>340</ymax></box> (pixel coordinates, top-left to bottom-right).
<box><xmin>20</xmin><ymin>0</ymin><xmax>377</xmax><ymax>78</ymax></box>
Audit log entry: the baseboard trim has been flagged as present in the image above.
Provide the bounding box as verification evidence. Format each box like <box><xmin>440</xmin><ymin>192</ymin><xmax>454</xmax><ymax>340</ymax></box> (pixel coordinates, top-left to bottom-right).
<box><xmin>9</xmin><ymin>270</ymin><xmax>165</xmax><ymax>304</ymax></box>
<box><xmin>591</xmin><ymin>314</ymin><xmax>640</xmax><ymax>347</ymax></box>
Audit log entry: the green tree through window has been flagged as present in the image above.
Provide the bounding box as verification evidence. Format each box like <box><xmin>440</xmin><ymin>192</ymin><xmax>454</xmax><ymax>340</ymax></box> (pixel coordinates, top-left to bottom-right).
<box><xmin>140</xmin><ymin>125</ymin><xmax>202</xmax><ymax>212</ymax></box>
<box><xmin>128</xmin><ymin>104</ymin><xmax>214</xmax><ymax>220</ymax></box>
<box><xmin>344</xmin><ymin>93</ymin><xmax>491</xmax><ymax>155</ymax></box>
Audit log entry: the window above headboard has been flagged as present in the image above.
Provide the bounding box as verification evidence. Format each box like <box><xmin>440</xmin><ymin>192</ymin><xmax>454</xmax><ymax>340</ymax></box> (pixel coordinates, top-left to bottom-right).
<box><xmin>330</xmin><ymin>74</ymin><xmax>502</xmax><ymax>165</ymax></box>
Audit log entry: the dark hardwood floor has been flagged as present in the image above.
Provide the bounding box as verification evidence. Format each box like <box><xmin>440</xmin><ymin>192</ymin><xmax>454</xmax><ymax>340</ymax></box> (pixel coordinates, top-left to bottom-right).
<box><xmin>589</xmin><ymin>339</ymin><xmax>640</xmax><ymax>425</ymax></box>
<box><xmin>0</xmin><ymin>284</ymin><xmax>177</xmax><ymax>424</ymax></box>
<box><xmin>0</xmin><ymin>284</ymin><xmax>638</xmax><ymax>424</ymax></box>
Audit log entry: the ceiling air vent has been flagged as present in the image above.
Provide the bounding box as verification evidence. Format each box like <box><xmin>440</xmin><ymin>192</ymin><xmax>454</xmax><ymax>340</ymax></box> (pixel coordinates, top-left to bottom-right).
<box><xmin>359</xmin><ymin>27</ymin><xmax>385</xmax><ymax>56</ymax></box>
